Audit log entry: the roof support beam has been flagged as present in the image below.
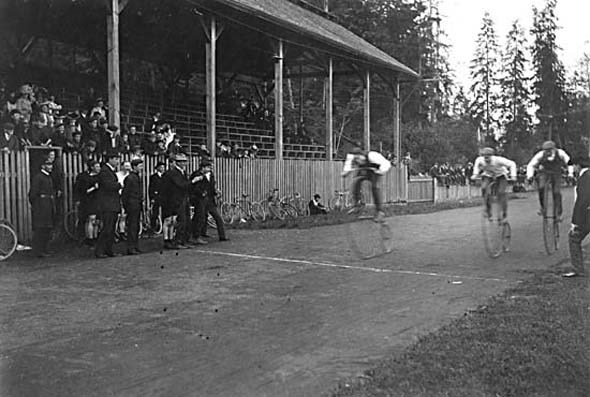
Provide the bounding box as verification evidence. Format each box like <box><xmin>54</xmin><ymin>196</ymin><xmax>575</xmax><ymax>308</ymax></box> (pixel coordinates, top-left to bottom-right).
<box><xmin>274</xmin><ymin>39</ymin><xmax>284</xmax><ymax>161</ymax></box>
<box><xmin>204</xmin><ymin>15</ymin><xmax>219</xmax><ymax>158</ymax></box>
<box><xmin>392</xmin><ymin>77</ymin><xmax>402</xmax><ymax>202</ymax></box>
<box><xmin>363</xmin><ymin>70</ymin><xmax>370</xmax><ymax>151</ymax></box>
<box><xmin>324</xmin><ymin>57</ymin><xmax>333</xmax><ymax>161</ymax></box>
<box><xmin>106</xmin><ymin>0</ymin><xmax>120</xmax><ymax>127</ymax></box>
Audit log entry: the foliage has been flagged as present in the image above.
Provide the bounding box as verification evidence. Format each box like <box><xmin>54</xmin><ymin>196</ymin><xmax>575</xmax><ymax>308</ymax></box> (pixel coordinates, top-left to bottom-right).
<box><xmin>530</xmin><ymin>0</ymin><xmax>568</xmax><ymax>146</ymax></box>
<box><xmin>468</xmin><ymin>12</ymin><xmax>501</xmax><ymax>145</ymax></box>
<box><xmin>498</xmin><ymin>20</ymin><xmax>535</xmax><ymax>163</ymax></box>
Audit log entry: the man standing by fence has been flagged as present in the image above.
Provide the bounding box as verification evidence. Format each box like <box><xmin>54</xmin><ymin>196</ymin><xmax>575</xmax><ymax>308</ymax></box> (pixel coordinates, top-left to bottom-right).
<box><xmin>28</xmin><ymin>159</ymin><xmax>56</xmax><ymax>258</ymax></box>
<box><xmin>122</xmin><ymin>158</ymin><xmax>144</xmax><ymax>255</ymax></box>
<box><xmin>95</xmin><ymin>150</ymin><xmax>122</xmax><ymax>258</ymax></box>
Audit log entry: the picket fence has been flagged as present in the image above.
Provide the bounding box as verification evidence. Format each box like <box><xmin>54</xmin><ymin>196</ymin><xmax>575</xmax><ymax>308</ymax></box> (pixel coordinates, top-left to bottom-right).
<box><xmin>1</xmin><ymin>150</ymin><xmax>418</xmax><ymax>244</ymax></box>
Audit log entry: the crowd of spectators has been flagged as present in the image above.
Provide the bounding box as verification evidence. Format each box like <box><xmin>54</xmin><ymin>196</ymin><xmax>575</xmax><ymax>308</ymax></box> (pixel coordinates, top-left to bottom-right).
<box><xmin>428</xmin><ymin>162</ymin><xmax>475</xmax><ymax>186</ymax></box>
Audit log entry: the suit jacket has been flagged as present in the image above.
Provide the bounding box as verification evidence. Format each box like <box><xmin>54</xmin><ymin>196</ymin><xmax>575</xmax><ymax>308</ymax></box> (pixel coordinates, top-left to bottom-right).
<box><xmin>97</xmin><ymin>164</ymin><xmax>121</xmax><ymax>213</ymax></box>
<box><xmin>0</xmin><ymin>133</ymin><xmax>19</xmax><ymax>151</ymax></box>
<box><xmin>149</xmin><ymin>172</ymin><xmax>164</xmax><ymax>202</ymax></box>
<box><xmin>122</xmin><ymin>171</ymin><xmax>142</xmax><ymax>211</ymax></box>
<box><xmin>161</xmin><ymin>166</ymin><xmax>189</xmax><ymax>216</ymax></box>
<box><xmin>29</xmin><ymin>171</ymin><xmax>55</xmax><ymax>229</ymax></box>
<box><xmin>190</xmin><ymin>171</ymin><xmax>216</xmax><ymax>203</ymax></box>
<box><xmin>572</xmin><ymin>169</ymin><xmax>590</xmax><ymax>229</ymax></box>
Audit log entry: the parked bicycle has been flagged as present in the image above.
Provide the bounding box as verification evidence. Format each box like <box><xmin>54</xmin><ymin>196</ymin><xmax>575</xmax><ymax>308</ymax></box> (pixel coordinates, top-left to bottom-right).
<box><xmin>329</xmin><ymin>189</ymin><xmax>365</xmax><ymax>211</ymax></box>
<box><xmin>224</xmin><ymin>193</ymin><xmax>266</xmax><ymax>224</ymax></box>
<box><xmin>0</xmin><ymin>219</ymin><xmax>18</xmax><ymax>261</ymax></box>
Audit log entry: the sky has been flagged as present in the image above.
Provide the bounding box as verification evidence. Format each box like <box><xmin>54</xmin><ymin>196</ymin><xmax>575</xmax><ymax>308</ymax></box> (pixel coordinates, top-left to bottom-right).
<box><xmin>437</xmin><ymin>0</ymin><xmax>590</xmax><ymax>89</ymax></box>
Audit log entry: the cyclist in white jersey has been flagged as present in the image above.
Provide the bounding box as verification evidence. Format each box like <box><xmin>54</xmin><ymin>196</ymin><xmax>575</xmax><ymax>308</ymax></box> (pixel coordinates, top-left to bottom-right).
<box><xmin>526</xmin><ymin>140</ymin><xmax>571</xmax><ymax>221</ymax></box>
<box><xmin>470</xmin><ymin>147</ymin><xmax>517</xmax><ymax>220</ymax></box>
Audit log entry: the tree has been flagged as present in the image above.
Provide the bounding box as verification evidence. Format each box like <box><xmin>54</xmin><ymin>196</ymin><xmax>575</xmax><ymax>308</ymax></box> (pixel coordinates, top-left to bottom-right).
<box><xmin>530</xmin><ymin>0</ymin><xmax>567</xmax><ymax>146</ymax></box>
<box><xmin>498</xmin><ymin>20</ymin><xmax>534</xmax><ymax>164</ymax></box>
<box><xmin>468</xmin><ymin>12</ymin><xmax>501</xmax><ymax>145</ymax></box>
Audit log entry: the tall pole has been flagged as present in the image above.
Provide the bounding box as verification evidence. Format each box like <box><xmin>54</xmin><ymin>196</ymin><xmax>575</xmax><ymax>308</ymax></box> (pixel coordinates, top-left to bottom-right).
<box><xmin>205</xmin><ymin>16</ymin><xmax>217</xmax><ymax>158</ymax></box>
<box><xmin>363</xmin><ymin>70</ymin><xmax>370</xmax><ymax>150</ymax></box>
<box><xmin>274</xmin><ymin>40</ymin><xmax>284</xmax><ymax>161</ymax></box>
<box><xmin>393</xmin><ymin>78</ymin><xmax>401</xmax><ymax>202</ymax></box>
<box><xmin>106</xmin><ymin>0</ymin><xmax>120</xmax><ymax>127</ymax></box>
<box><xmin>325</xmin><ymin>57</ymin><xmax>333</xmax><ymax>160</ymax></box>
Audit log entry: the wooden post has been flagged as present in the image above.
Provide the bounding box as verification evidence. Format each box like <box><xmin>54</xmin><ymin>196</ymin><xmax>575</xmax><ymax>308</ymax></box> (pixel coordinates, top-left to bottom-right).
<box><xmin>363</xmin><ymin>70</ymin><xmax>370</xmax><ymax>150</ymax></box>
<box><xmin>392</xmin><ymin>77</ymin><xmax>401</xmax><ymax>202</ymax></box>
<box><xmin>324</xmin><ymin>57</ymin><xmax>333</xmax><ymax>160</ymax></box>
<box><xmin>274</xmin><ymin>40</ymin><xmax>284</xmax><ymax>161</ymax></box>
<box><xmin>205</xmin><ymin>16</ymin><xmax>217</xmax><ymax>159</ymax></box>
<box><xmin>106</xmin><ymin>0</ymin><xmax>121</xmax><ymax>127</ymax></box>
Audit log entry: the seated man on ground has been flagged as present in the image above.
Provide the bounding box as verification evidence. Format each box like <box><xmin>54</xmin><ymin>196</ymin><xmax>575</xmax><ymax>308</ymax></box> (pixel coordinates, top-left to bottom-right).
<box><xmin>308</xmin><ymin>194</ymin><xmax>328</xmax><ymax>215</ymax></box>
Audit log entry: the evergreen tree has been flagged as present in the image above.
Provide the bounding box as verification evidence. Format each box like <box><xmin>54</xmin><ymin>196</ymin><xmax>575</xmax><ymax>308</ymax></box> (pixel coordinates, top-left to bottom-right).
<box><xmin>530</xmin><ymin>0</ymin><xmax>567</xmax><ymax>146</ymax></box>
<box><xmin>498</xmin><ymin>20</ymin><xmax>534</xmax><ymax>163</ymax></box>
<box><xmin>468</xmin><ymin>12</ymin><xmax>501</xmax><ymax>145</ymax></box>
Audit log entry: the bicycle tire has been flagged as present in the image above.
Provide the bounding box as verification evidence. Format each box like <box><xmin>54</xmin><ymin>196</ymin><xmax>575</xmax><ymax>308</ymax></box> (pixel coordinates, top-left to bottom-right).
<box><xmin>207</xmin><ymin>213</ymin><xmax>218</xmax><ymax>229</ymax></box>
<box><xmin>329</xmin><ymin>197</ymin><xmax>342</xmax><ymax>211</ymax></box>
<box><xmin>481</xmin><ymin>193</ymin><xmax>505</xmax><ymax>258</ymax></box>
<box><xmin>250</xmin><ymin>202</ymin><xmax>266</xmax><ymax>222</ymax></box>
<box><xmin>282</xmin><ymin>203</ymin><xmax>299</xmax><ymax>219</ymax></box>
<box><xmin>347</xmin><ymin>215</ymin><xmax>393</xmax><ymax>259</ymax></box>
<box><xmin>220</xmin><ymin>203</ymin><xmax>234</xmax><ymax>224</ymax></box>
<box><xmin>543</xmin><ymin>181</ymin><xmax>558</xmax><ymax>255</ymax></box>
<box><xmin>64</xmin><ymin>209</ymin><xmax>83</xmax><ymax>241</ymax></box>
<box><xmin>0</xmin><ymin>221</ymin><xmax>18</xmax><ymax>261</ymax></box>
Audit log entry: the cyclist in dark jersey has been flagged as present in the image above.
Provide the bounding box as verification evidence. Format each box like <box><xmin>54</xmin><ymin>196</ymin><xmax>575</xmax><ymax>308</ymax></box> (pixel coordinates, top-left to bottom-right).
<box><xmin>341</xmin><ymin>145</ymin><xmax>392</xmax><ymax>222</ymax></box>
<box><xmin>526</xmin><ymin>140</ymin><xmax>571</xmax><ymax>221</ymax></box>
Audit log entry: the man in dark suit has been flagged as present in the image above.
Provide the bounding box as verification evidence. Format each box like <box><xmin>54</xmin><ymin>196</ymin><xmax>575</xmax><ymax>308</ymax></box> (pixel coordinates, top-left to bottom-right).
<box><xmin>308</xmin><ymin>194</ymin><xmax>328</xmax><ymax>215</ymax></box>
<box><xmin>149</xmin><ymin>162</ymin><xmax>166</xmax><ymax>231</ymax></box>
<box><xmin>161</xmin><ymin>153</ymin><xmax>191</xmax><ymax>249</ymax></box>
<box><xmin>567</xmin><ymin>155</ymin><xmax>590</xmax><ymax>277</ymax></box>
<box><xmin>0</xmin><ymin>122</ymin><xmax>20</xmax><ymax>152</ymax></box>
<box><xmin>191</xmin><ymin>160</ymin><xmax>228</xmax><ymax>243</ymax></box>
<box><xmin>95</xmin><ymin>150</ymin><xmax>122</xmax><ymax>258</ymax></box>
<box><xmin>122</xmin><ymin>158</ymin><xmax>144</xmax><ymax>255</ymax></box>
<box><xmin>28</xmin><ymin>160</ymin><xmax>56</xmax><ymax>257</ymax></box>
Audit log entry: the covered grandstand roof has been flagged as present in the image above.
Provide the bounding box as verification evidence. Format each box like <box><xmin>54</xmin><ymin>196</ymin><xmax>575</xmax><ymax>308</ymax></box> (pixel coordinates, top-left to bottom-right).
<box><xmin>193</xmin><ymin>0</ymin><xmax>419</xmax><ymax>78</ymax></box>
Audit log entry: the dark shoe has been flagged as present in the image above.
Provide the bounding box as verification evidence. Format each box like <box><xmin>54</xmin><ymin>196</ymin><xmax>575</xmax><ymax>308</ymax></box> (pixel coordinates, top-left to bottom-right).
<box><xmin>127</xmin><ymin>249</ymin><xmax>140</xmax><ymax>255</ymax></box>
<box><xmin>176</xmin><ymin>242</ymin><xmax>190</xmax><ymax>249</ymax></box>
<box><xmin>219</xmin><ymin>237</ymin><xmax>230</xmax><ymax>242</ymax></box>
<box><xmin>201</xmin><ymin>234</ymin><xmax>211</xmax><ymax>238</ymax></box>
<box><xmin>164</xmin><ymin>242</ymin><xmax>178</xmax><ymax>250</ymax></box>
<box><xmin>194</xmin><ymin>238</ymin><xmax>208</xmax><ymax>245</ymax></box>
<box><xmin>106</xmin><ymin>252</ymin><xmax>122</xmax><ymax>258</ymax></box>
<box><xmin>95</xmin><ymin>254</ymin><xmax>108</xmax><ymax>259</ymax></box>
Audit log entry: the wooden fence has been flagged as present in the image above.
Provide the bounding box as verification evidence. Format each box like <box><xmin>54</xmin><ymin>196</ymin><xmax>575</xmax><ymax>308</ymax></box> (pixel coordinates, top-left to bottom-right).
<box><xmin>1</xmin><ymin>151</ymin><xmax>414</xmax><ymax>244</ymax></box>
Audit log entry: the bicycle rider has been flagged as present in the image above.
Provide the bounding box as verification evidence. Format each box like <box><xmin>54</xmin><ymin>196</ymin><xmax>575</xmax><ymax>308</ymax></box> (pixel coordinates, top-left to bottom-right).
<box><xmin>470</xmin><ymin>147</ymin><xmax>517</xmax><ymax>221</ymax></box>
<box><xmin>341</xmin><ymin>144</ymin><xmax>392</xmax><ymax>222</ymax></box>
<box><xmin>526</xmin><ymin>140</ymin><xmax>571</xmax><ymax>222</ymax></box>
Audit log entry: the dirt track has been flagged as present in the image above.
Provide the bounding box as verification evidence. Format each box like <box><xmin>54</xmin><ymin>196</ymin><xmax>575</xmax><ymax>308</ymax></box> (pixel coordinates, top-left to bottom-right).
<box><xmin>0</xmin><ymin>189</ymin><xmax>574</xmax><ymax>397</ymax></box>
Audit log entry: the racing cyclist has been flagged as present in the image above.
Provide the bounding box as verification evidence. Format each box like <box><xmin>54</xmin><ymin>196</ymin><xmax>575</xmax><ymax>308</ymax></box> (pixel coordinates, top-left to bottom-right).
<box><xmin>526</xmin><ymin>140</ymin><xmax>571</xmax><ymax>222</ymax></box>
<box><xmin>470</xmin><ymin>147</ymin><xmax>517</xmax><ymax>221</ymax></box>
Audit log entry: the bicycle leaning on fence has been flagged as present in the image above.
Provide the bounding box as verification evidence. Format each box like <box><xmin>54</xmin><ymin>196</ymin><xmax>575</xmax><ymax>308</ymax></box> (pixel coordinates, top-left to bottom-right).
<box><xmin>224</xmin><ymin>193</ymin><xmax>266</xmax><ymax>224</ymax></box>
<box><xmin>0</xmin><ymin>219</ymin><xmax>18</xmax><ymax>261</ymax></box>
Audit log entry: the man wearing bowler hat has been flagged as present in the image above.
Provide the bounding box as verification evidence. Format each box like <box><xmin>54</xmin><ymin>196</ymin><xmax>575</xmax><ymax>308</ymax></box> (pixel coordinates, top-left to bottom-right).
<box><xmin>95</xmin><ymin>149</ymin><xmax>122</xmax><ymax>258</ymax></box>
<box><xmin>29</xmin><ymin>159</ymin><xmax>56</xmax><ymax>257</ymax></box>
<box><xmin>122</xmin><ymin>158</ymin><xmax>144</xmax><ymax>255</ymax></box>
<box><xmin>161</xmin><ymin>153</ymin><xmax>191</xmax><ymax>249</ymax></box>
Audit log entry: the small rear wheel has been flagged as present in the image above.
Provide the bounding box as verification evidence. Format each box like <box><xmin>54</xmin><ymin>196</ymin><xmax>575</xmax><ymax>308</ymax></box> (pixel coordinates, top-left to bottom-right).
<box><xmin>0</xmin><ymin>221</ymin><xmax>18</xmax><ymax>261</ymax></box>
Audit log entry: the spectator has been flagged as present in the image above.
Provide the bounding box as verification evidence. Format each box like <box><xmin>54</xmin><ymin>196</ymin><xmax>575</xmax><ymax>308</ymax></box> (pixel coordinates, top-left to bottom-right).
<box><xmin>308</xmin><ymin>194</ymin><xmax>328</xmax><ymax>215</ymax></box>
<box><xmin>15</xmin><ymin>85</ymin><xmax>33</xmax><ymax>122</ymax></box>
<box><xmin>81</xmin><ymin>140</ymin><xmax>101</xmax><ymax>164</ymax></box>
<box><xmin>29</xmin><ymin>115</ymin><xmax>51</xmax><ymax>146</ymax></box>
<box><xmin>95</xmin><ymin>149</ymin><xmax>122</xmax><ymax>258</ymax></box>
<box><xmin>149</xmin><ymin>161</ymin><xmax>165</xmax><ymax>232</ymax></box>
<box><xmin>0</xmin><ymin>122</ymin><xmax>19</xmax><ymax>152</ymax></box>
<box><xmin>127</xmin><ymin>125</ymin><xmax>142</xmax><ymax>148</ymax></box>
<box><xmin>121</xmin><ymin>158</ymin><xmax>144</xmax><ymax>255</ymax></box>
<box><xmin>166</xmin><ymin>134</ymin><xmax>184</xmax><ymax>156</ymax></box>
<box><xmin>149</xmin><ymin>112</ymin><xmax>162</xmax><ymax>132</ymax></box>
<box><xmin>65</xmin><ymin>115</ymin><xmax>80</xmax><ymax>142</ymax></box>
<box><xmin>154</xmin><ymin>140</ymin><xmax>167</xmax><ymax>156</ymax></box>
<box><xmin>118</xmin><ymin>132</ymin><xmax>131</xmax><ymax>154</ymax></box>
<box><xmin>102</xmin><ymin>124</ymin><xmax>121</xmax><ymax>154</ymax></box>
<box><xmin>74</xmin><ymin>160</ymin><xmax>101</xmax><ymax>244</ymax></box>
<box><xmin>51</xmin><ymin>122</ymin><xmax>67</xmax><ymax>148</ymax></box>
<box><xmin>250</xmin><ymin>144</ymin><xmax>259</xmax><ymax>158</ymax></box>
<box><xmin>232</xmin><ymin>143</ymin><xmax>242</xmax><ymax>159</ymax></box>
<box><xmin>142</xmin><ymin>132</ymin><xmax>158</xmax><ymax>155</ymax></box>
<box><xmin>89</xmin><ymin>98</ymin><xmax>107</xmax><ymax>120</ymax></box>
<box><xmin>8</xmin><ymin>109</ymin><xmax>27</xmax><ymax>147</ymax></box>
<box><xmin>82</xmin><ymin>116</ymin><xmax>101</xmax><ymax>145</ymax></box>
<box><xmin>161</xmin><ymin>153</ymin><xmax>191</xmax><ymax>249</ymax></box>
<box><xmin>37</xmin><ymin>102</ymin><xmax>53</xmax><ymax>128</ymax></box>
<box><xmin>28</xmin><ymin>159</ymin><xmax>56</xmax><ymax>257</ymax></box>
<box><xmin>130</xmin><ymin>144</ymin><xmax>143</xmax><ymax>160</ymax></box>
<box><xmin>66</xmin><ymin>131</ymin><xmax>84</xmax><ymax>153</ymax></box>
<box><xmin>191</xmin><ymin>159</ymin><xmax>228</xmax><ymax>243</ymax></box>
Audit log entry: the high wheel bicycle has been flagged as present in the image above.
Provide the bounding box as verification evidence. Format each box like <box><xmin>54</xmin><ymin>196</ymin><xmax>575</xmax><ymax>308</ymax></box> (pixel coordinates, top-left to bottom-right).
<box><xmin>479</xmin><ymin>178</ymin><xmax>511</xmax><ymax>258</ymax></box>
<box><xmin>0</xmin><ymin>219</ymin><xmax>18</xmax><ymax>261</ymax></box>
<box><xmin>347</xmin><ymin>214</ymin><xmax>393</xmax><ymax>260</ymax></box>
<box><xmin>542</xmin><ymin>176</ymin><xmax>559</xmax><ymax>255</ymax></box>
<box><xmin>64</xmin><ymin>207</ymin><xmax>85</xmax><ymax>242</ymax></box>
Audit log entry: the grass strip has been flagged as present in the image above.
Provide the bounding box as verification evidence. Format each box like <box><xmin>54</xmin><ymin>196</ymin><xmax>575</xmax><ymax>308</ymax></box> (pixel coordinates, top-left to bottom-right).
<box><xmin>331</xmin><ymin>271</ymin><xmax>590</xmax><ymax>397</ymax></box>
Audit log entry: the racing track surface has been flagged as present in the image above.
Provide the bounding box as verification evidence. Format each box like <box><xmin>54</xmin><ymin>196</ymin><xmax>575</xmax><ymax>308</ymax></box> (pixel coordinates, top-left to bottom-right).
<box><xmin>0</xmin><ymin>189</ymin><xmax>574</xmax><ymax>397</ymax></box>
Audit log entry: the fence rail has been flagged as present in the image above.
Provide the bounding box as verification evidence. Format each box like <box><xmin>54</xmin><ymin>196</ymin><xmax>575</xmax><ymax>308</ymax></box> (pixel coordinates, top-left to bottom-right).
<box><xmin>1</xmin><ymin>151</ymin><xmax>416</xmax><ymax>244</ymax></box>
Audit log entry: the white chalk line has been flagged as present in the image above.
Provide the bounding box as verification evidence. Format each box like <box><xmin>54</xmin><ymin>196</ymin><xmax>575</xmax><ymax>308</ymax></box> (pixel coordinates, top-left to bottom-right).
<box><xmin>193</xmin><ymin>249</ymin><xmax>508</xmax><ymax>283</ymax></box>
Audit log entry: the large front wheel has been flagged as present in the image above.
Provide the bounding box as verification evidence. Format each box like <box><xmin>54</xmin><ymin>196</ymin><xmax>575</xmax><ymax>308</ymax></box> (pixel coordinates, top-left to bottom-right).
<box><xmin>543</xmin><ymin>182</ymin><xmax>558</xmax><ymax>255</ymax></box>
<box><xmin>0</xmin><ymin>221</ymin><xmax>18</xmax><ymax>261</ymax></box>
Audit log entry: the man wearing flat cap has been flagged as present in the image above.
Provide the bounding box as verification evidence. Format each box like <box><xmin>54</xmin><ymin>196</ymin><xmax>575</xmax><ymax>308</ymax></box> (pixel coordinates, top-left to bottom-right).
<box><xmin>0</xmin><ymin>122</ymin><xmax>19</xmax><ymax>152</ymax></box>
<box><xmin>526</xmin><ymin>140</ymin><xmax>572</xmax><ymax>222</ymax></box>
<box><xmin>95</xmin><ymin>149</ymin><xmax>122</xmax><ymax>258</ymax></box>
<box><xmin>566</xmin><ymin>154</ymin><xmax>590</xmax><ymax>277</ymax></box>
<box><xmin>122</xmin><ymin>158</ymin><xmax>144</xmax><ymax>255</ymax></box>
<box><xmin>161</xmin><ymin>153</ymin><xmax>191</xmax><ymax>249</ymax></box>
<box><xmin>29</xmin><ymin>160</ymin><xmax>55</xmax><ymax>257</ymax></box>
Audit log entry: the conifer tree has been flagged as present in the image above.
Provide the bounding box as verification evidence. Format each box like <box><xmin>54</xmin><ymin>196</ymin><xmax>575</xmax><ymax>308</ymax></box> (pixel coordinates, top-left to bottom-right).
<box><xmin>468</xmin><ymin>12</ymin><xmax>501</xmax><ymax>145</ymax></box>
